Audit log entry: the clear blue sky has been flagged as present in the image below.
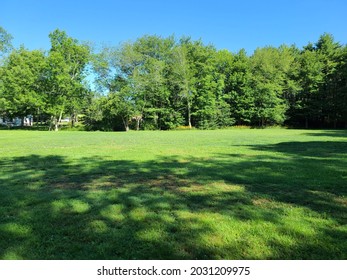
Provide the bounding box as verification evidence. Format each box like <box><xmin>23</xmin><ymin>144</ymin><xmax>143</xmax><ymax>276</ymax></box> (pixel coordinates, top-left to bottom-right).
<box><xmin>2</xmin><ymin>0</ymin><xmax>346</xmax><ymax>54</ymax></box>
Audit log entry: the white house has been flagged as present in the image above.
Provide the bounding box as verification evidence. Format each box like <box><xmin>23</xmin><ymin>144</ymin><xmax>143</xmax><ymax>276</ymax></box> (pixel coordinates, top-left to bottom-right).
<box><xmin>0</xmin><ymin>115</ymin><xmax>33</xmax><ymax>127</ymax></box>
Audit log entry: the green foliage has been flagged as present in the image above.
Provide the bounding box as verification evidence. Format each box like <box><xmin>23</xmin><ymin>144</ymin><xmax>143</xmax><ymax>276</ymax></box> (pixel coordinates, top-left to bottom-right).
<box><xmin>287</xmin><ymin>33</ymin><xmax>347</xmax><ymax>128</ymax></box>
<box><xmin>46</xmin><ymin>29</ymin><xmax>90</xmax><ymax>130</ymax></box>
<box><xmin>1</xmin><ymin>30</ymin><xmax>346</xmax><ymax>130</ymax></box>
<box><xmin>89</xmin><ymin>33</ymin><xmax>345</xmax><ymax>130</ymax></box>
<box><xmin>0</xmin><ymin>47</ymin><xmax>46</xmax><ymax>119</ymax></box>
<box><xmin>218</xmin><ymin>49</ymin><xmax>255</xmax><ymax>125</ymax></box>
<box><xmin>0</xmin><ymin>29</ymin><xmax>91</xmax><ymax>130</ymax></box>
<box><xmin>250</xmin><ymin>47</ymin><xmax>289</xmax><ymax>126</ymax></box>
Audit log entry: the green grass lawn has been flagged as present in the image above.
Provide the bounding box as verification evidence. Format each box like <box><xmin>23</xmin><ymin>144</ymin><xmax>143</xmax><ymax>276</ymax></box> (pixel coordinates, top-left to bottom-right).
<box><xmin>0</xmin><ymin>128</ymin><xmax>346</xmax><ymax>259</ymax></box>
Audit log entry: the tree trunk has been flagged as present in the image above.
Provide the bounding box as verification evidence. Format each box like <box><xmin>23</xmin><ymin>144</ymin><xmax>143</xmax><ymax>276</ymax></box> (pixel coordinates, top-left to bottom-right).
<box><xmin>49</xmin><ymin>116</ymin><xmax>54</xmax><ymax>131</ymax></box>
<box><xmin>134</xmin><ymin>115</ymin><xmax>142</xmax><ymax>131</ymax></box>
<box><xmin>136</xmin><ymin>119</ymin><xmax>140</xmax><ymax>131</ymax></box>
<box><xmin>70</xmin><ymin>112</ymin><xmax>78</xmax><ymax>127</ymax></box>
<box><xmin>154</xmin><ymin>113</ymin><xmax>158</xmax><ymax>129</ymax></box>
<box><xmin>55</xmin><ymin>109</ymin><xmax>63</xmax><ymax>131</ymax></box>
<box><xmin>71</xmin><ymin>113</ymin><xmax>75</xmax><ymax>127</ymax></box>
<box><xmin>305</xmin><ymin>117</ymin><xmax>308</xmax><ymax>129</ymax></box>
<box><xmin>187</xmin><ymin>100</ymin><xmax>192</xmax><ymax>129</ymax></box>
<box><xmin>121</xmin><ymin>116</ymin><xmax>129</xmax><ymax>131</ymax></box>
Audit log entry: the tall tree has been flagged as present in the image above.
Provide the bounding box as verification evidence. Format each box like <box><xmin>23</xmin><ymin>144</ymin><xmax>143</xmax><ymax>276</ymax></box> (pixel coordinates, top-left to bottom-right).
<box><xmin>45</xmin><ymin>29</ymin><xmax>90</xmax><ymax>130</ymax></box>
<box><xmin>292</xmin><ymin>34</ymin><xmax>344</xmax><ymax>128</ymax></box>
<box><xmin>0</xmin><ymin>47</ymin><xmax>46</xmax><ymax>123</ymax></box>
<box><xmin>250</xmin><ymin>47</ymin><xmax>289</xmax><ymax>126</ymax></box>
<box><xmin>295</xmin><ymin>45</ymin><xmax>324</xmax><ymax>128</ymax></box>
<box><xmin>316</xmin><ymin>33</ymin><xmax>342</xmax><ymax>128</ymax></box>
<box><xmin>183</xmin><ymin>40</ymin><xmax>231</xmax><ymax>129</ymax></box>
<box><xmin>217</xmin><ymin>49</ymin><xmax>254</xmax><ymax>125</ymax></box>
<box><xmin>168</xmin><ymin>44</ymin><xmax>194</xmax><ymax>128</ymax></box>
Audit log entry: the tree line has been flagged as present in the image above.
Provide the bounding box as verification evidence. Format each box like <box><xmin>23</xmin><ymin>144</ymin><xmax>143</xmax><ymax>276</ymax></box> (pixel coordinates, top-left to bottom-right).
<box><xmin>1</xmin><ymin>26</ymin><xmax>346</xmax><ymax>131</ymax></box>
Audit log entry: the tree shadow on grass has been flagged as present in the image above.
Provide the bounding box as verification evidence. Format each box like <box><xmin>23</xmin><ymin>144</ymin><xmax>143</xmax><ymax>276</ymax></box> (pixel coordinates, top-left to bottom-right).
<box><xmin>302</xmin><ymin>130</ymin><xmax>347</xmax><ymax>138</ymax></box>
<box><xmin>217</xmin><ymin>141</ymin><xmax>347</xmax><ymax>221</ymax></box>
<box><xmin>0</xmin><ymin>155</ymin><xmax>247</xmax><ymax>259</ymax></box>
<box><xmin>0</xmin><ymin>140</ymin><xmax>346</xmax><ymax>259</ymax></box>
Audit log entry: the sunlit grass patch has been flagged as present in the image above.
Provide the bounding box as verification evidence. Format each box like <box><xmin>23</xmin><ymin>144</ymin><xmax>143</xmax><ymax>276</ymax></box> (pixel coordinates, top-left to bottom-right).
<box><xmin>52</xmin><ymin>199</ymin><xmax>90</xmax><ymax>214</ymax></box>
<box><xmin>100</xmin><ymin>204</ymin><xmax>125</xmax><ymax>222</ymax></box>
<box><xmin>88</xmin><ymin>220</ymin><xmax>108</xmax><ymax>233</ymax></box>
<box><xmin>0</xmin><ymin>223</ymin><xmax>32</xmax><ymax>237</ymax></box>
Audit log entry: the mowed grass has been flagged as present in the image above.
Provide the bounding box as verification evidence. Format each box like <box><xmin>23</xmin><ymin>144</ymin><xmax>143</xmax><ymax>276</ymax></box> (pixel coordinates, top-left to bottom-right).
<box><xmin>0</xmin><ymin>128</ymin><xmax>346</xmax><ymax>259</ymax></box>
